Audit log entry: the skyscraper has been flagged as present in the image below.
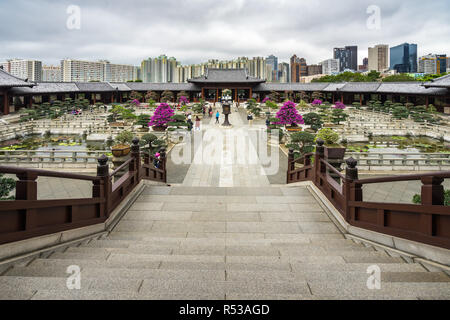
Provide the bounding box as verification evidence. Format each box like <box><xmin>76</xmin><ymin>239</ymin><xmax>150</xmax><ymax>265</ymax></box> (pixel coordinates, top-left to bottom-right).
<box><xmin>320</xmin><ymin>59</ymin><xmax>340</xmax><ymax>75</ymax></box>
<box><xmin>333</xmin><ymin>46</ymin><xmax>358</xmax><ymax>71</ymax></box>
<box><xmin>290</xmin><ymin>55</ymin><xmax>307</xmax><ymax>83</ymax></box>
<box><xmin>418</xmin><ymin>54</ymin><xmax>447</xmax><ymax>74</ymax></box>
<box><xmin>266</xmin><ymin>55</ymin><xmax>278</xmax><ymax>82</ymax></box>
<box><xmin>390</xmin><ymin>43</ymin><xmax>417</xmax><ymax>73</ymax></box>
<box><xmin>61</xmin><ymin>59</ymin><xmax>137</xmax><ymax>82</ymax></box>
<box><xmin>368</xmin><ymin>44</ymin><xmax>389</xmax><ymax>72</ymax></box>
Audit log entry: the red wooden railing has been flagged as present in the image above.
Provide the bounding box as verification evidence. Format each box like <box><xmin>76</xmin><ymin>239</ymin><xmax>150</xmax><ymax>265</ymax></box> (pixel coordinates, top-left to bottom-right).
<box><xmin>0</xmin><ymin>138</ymin><xmax>167</xmax><ymax>245</ymax></box>
<box><xmin>287</xmin><ymin>139</ymin><xmax>450</xmax><ymax>249</ymax></box>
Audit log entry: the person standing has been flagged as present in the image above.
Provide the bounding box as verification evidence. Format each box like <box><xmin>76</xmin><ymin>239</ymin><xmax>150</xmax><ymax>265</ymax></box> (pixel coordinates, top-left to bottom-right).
<box><xmin>195</xmin><ymin>116</ymin><xmax>201</xmax><ymax>131</ymax></box>
<box><xmin>247</xmin><ymin>113</ymin><xmax>254</xmax><ymax>127</ymax></box>
<box><xmin>215</xmin><ymin>111</ymin><xmax>220</xmax><ymax>124</ymax></box>
<box><xmin>208</xmin><ymin>106</ymin><xmax>213</xmax><ymax>118</ymax></box>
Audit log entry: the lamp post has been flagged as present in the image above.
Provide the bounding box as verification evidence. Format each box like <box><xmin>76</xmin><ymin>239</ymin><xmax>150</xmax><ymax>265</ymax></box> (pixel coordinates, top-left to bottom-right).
<box><xmin>222</xmin><ymin>102</ymin><xmax>231</xmax><ymax>126</ymax></box>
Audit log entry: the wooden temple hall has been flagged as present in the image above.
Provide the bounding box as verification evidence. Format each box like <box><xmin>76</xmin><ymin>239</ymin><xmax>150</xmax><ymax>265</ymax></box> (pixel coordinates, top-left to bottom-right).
<box><xmin>1</xmin><ymin>68</ymin><xmax>450</xmax><ymax>115</ymax></box>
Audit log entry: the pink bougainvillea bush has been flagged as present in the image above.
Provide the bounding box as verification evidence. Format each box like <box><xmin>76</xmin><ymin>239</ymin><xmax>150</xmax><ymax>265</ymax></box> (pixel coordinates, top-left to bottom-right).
<box><xmin>131</xmin><ymin>99</ymin><xmax>141</xmax><ymax>106</ymax></box>
<box><xmin>179</xmin><ymin>96</ymin><xmax>190</xmax><ymax>105</ymax></box>
<box><xmin>273</xmin><ymin>101</ymin><xmax>304</xmax><ymax>126</ymax></box>
<box><xmin>333</xmin><ymin>102</ymin><xmax>346</xmax><ymax>109</ymax></box>
<box><xmin>311</xmin><ymin>99</ymin><xmax>323</xmax><ymax>106</ymax></box>
<box><xmin>262</xmin><ymin>97</ymin><xmax>270</xmax><ymax>103</ymax></box>
<box><xmin>149</xmin><ymin>103</ymin><xmax>175</xmax><ymax>127</ymax></box>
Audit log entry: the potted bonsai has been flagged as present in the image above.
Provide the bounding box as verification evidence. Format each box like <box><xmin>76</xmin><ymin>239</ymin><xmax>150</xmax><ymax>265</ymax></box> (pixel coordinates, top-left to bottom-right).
<box><xmin>273</xmin><ymin>101</ymin><xmax>304</xmax><ymax>132</ymax></box>
<box><xmin>316</xmin><ymin>128</ymin><xmax>345</xmax><ymax>159</ymax></box>
<box><xmin>149</xmin><ymin>103</ymin><xmax>175</xmax><ymax>131</ymax></box>
<box><xmin>111</xmin><ymin>130</ymin><xmax>133</xmax><ymax>157</ymax></box>
<box><xmin>136</xmin><ymin>114</ymin><xmax>151</xmax><ymax>132</ymax></box>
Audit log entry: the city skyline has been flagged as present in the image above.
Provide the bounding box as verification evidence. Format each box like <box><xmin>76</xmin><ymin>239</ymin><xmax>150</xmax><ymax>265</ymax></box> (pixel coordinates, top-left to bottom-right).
<box><xmin>1</xmin><ymin>0</ymin><xmax>449</xmax><ymax>66</ymax></box>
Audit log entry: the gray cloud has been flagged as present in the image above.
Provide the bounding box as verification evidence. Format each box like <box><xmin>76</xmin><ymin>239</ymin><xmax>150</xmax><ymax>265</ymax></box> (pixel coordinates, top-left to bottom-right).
<box><xmin>0</xmin><ymin>0</ymin><xmax>449</xmax><ymax>66</ymax></box>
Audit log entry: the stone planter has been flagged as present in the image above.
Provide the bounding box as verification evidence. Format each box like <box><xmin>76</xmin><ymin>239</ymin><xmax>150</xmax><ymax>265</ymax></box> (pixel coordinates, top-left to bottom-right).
<box><xmin>111</xmin><ymin>144</ymin><xmax>131</xmax><ymax>158</ymax></box>
<box><xmin>324</xmin><ymin>147</ymin><xmax>346</xmax><ymax>160</ymax></box>
<box><xmin>152</xmin><ymin>126</ymin><xmax>167</xmax><ymax>132</ymax></box>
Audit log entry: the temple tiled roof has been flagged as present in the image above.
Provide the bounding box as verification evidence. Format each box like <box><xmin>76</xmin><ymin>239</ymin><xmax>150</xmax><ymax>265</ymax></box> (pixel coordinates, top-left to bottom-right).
<box><xmin>0</xmin><ymin>68</ymin><xmax>35</xmax><ymax>88</ymax></box>
<box><xmin>125</xmin><ymin>82</ymin><xmax>198</xmax><ymax>91</ymax></box>
<box><xmin>322</xmin><ymin>83</ymin><xmax>347</xmax><ymax>92</ymax></box>
<box><xmin>377</xmin><ymin>82</ymin><xmax>447</xmax><ymax>95</ymax></box>
<box><xmin>339</xmin><ymin>82</ymin><xmax>381</xmax><ymax>92</ymax></box>
<box><xmin>253</xmin><ymin>83</ymin><xmax>329</xmax><ymax>92</ymax></box>
<box><xmin>75</xmin><ymin>82</ymin><xmax>114</xmax><ymax>92</ymax></box>
<box><xmin>109</xmin><ymin>83</ymin><xmax>132</xmax><ymax>92</ymax></box>
<box><xmin>10</xmin><ymin>82</ymin><xmax>79</xmax><ymax>94</ymax></box>
<box><xmin>189</xmin><ymin>69</ymin><xmax>265</xmax><ymax>84</ymax></box>
<box><xmin>423</xmin><ymin>74</ymin><xmax>450</xmax><ymax>88</ymax></box>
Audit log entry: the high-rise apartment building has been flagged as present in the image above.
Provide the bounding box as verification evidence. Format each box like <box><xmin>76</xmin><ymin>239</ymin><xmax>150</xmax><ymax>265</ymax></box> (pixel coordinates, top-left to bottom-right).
<box><xmin>42</xmin><ymin>65</ymin><xmax>61</xmax><ymax>82</ymax></box>
<box><xmin>290</xmin><ymin>55</ymin><xmax>307</xmax><ymax>83</ymax></box>
<box><xmin>3</xmin><ymin>59</ymin><xmax>43</xmax><ymax>81</ymax></box>
<box><xmin>368</xmin><ymin>44</ymin><xmax>389</xmax><ymax>72</ymax></box>
<box><xmin>140</xmin><ymin>55</ymin><xmax>178</xmax><ymax>83</ymax></box>
<box><xmin>61</xmin><ymin>59</ymin><xmax>137</xmax><ymax>82</ymax></box>
<box><xmin>247</xmin><ymin>57</ymin><xmax>267</xmax><ymax>80</ymax></box>
<box><xmin>418</xmin><ymin>54</ymin><xmax>447</xmax><ymax>74</ymax></box>
<box><xmin>320</xmin><ymin>59</ymin><xmax>340</xmax><ymax>75</ymax></box>
<box><xmin>278</xmin><ymin>62</ymin><xmax>290</xmax><ymax>83</ymax></box>
<box><xmin>266</xmin><ymin>55</ymin><xmax>278</xmax><ymax>82</ymax></box>
<box><xmin>390</xmin><ymin>43</ymin><xmax>417</xmax><ymax>73</ymax></box>
<box><xmin>333</xmin><ymin>46</ymin><xmax>358</xmax><ymax>71</ymax></box>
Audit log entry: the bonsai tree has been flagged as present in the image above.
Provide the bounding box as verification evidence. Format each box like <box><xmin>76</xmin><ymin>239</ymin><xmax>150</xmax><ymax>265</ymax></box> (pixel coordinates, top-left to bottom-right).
<box><xmin>161</xmin><ymin>91</ymin><xmax>174</xmax><ymax>103</ymax></box>
<box><xmin>269</xmin><ymin>91</ymin><xmax>281</xmax><ymax>103</ymax></box>
<box><xmin>167</xmin><ymin>114</ymin><xmax>189</xmax><ymax>131</ymax></box>
<box><xmin>273</xmin><ymin>101</ymin><xmax>304</xmax><ymax>127</ymax></box>
<box><xmin>145</xmin><ymin>91</ymin><xmax>160</xmax><ymax>102</ymax></box>
<box><xmin>392</xmin><ymin>106</ymin><xmax>409</xmax><ymax>119</ymax></box>
<box><xmin>303</xmin><ymin>112</ymin><xmax>323</xmax><ymax>132</ymax></box>
<box><xmin>352</xmin><ymin>102</ymin><xmax>362</xmax><ymax>110</ymax></box>
<box><xmin>130</xmin><ymin>91</ymin><xmax>143</xmax><ymax>101</ymax></box>
<box><xmin>0</xmin><ymin>174</ymin><xmax>15</xmax><ymax>200</ymax></box>
<box><xmin>311</xmin><ymin>91</ymin><xmax>323</xmax><ymax>101</ymax></box>
<box><xmin>316</xmin><ymin>128</ymin><xmax>340</xmax><ymax>146</ymax></box>
<box><xmin>136</xmin><ymin>114</ymin><xmax>151</xmax><ymax>129</ymax></box>
<box><xmin>247</xmin><ymin>98</ymin><xmax>261</xmax><ymax>116</ymax></box>
<box><xmin>287</xmin><ymin>131</ymin><xmax>316</xmax><ymax>157</ymax></box>
<box><xmin>140</xmin><ymin>133</ymin><xmax>158</xmax><ymax>152</ymax></box>
<box><xmin>177</xmin><ymin>91</ymin><xmax>190</xmax><ymax>104</ymax></box>
<box><xmin>297</xmin><ymin>100</ymin><xmax>309</xmax><ymax>110</ymax></box>
<box><xmin>149</xmin><ymin>103</ymin><xmax>175</xmax><ymax>128</ymax></box>
<box><xmin>266</xmin><ymin>100</ymin><xmax>278</xmax><ymax>110</ymax></box>
<box><xmin>296</xmin><ymin>91</ymin><xmax>310</xmax><ymax>103</ymax></box>
<box><xmin>114</xmin><ymin>130</ymin><xmax>134</xmax><ymax>145</ymax></box>
<box><xmin>331</xmin><ymin>103</ymin><xmax>348</xmax><ymax>124</ymax></box>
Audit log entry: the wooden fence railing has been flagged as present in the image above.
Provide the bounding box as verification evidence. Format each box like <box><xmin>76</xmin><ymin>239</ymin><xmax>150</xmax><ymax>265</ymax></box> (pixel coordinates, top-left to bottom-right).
<box><xmin>0</xmin><ymin>137</ymin><xmax>166</xmax><ymax>245</ymax></box>
<box><xmin>287</xmin><ymin>139</ymin><xmax>450</xmax><ymax>249</ymax></box>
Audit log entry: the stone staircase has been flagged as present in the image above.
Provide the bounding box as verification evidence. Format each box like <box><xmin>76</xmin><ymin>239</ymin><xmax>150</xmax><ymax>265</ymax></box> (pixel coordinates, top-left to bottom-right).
<box><xmin>1</xmin><ymin>185</ymin><xmax>449</xmax><ymax>300</ymax></box>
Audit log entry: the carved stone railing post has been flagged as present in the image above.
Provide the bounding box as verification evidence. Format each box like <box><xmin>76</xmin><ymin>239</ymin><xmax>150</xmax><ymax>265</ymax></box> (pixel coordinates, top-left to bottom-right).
<box><xmin>419</xmin><ymin>176</ymin><xmax>444</xmax><ymax>236</ymax></box>
<box><xmin>314</xmin><ymin>139</ymin><xmax>325</xmax><ymax>185</ymax></box>
<box><xmin>345</xmin><ymin>157</ymin><xmax>362</xmax><ymax>222</ymax></box>
<box><xmin>15</xmin><ymin>171</ymin><xmax>38</xmax><ymax>230</ymax></box>
<box><xmin>130</xmin><ymin>137</ymin><xmax>141</xmax><ymax>182</ymax></box>
<box><xmin>93</xmin><ymin>155</ymin><xmax>111</xmax><ymax>217</ymax></box>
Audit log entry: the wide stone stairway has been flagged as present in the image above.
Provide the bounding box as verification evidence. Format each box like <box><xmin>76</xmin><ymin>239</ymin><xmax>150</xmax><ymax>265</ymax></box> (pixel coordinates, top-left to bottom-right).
<box><xmin>1</xmin><ymin>184</ymin><xmax>449</xmax><ymax>300</ymax></box>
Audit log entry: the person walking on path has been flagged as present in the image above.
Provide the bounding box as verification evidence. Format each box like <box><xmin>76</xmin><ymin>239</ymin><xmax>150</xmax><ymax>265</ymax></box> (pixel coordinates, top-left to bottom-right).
<box><xmin>247</xmin><ymin>112</ymin><xmax>254</xmax><ymax>127</ymax></box>
<box><xmin>195</xmin><ymin>116</ymin><xmax>201</xmax><ymax>131</ymax></box>
<box><xmin>215</xmin><ymin>111</ymin><xmax>220</xmax><ymax>124</ymax></box>
<box><xmin>209</xmin><ymin>106</ymin><xmax>213</xmax><ymax>118</ymax></box>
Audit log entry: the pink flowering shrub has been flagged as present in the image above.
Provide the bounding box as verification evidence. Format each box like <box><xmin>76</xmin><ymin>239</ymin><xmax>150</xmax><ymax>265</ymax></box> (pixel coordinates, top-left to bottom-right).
<box><xmin>262</xmin><ymin>97</ymin><xmax>270</xmax><ymax>103</ymax></box>
<box><xmin>179</xmin><ymin>96</ymin><xmax>190</xmax><ymax>105</ymax></box>
<box><xmin>311</xmin><ymin>99</ymin><xmax>323</xmax><ymax>106</ymax></box>
<box><xmin>149</xmin><ymin>103</ymin><xmax>175</xmax><ymax>127</ymax></box>
<box><xmin>273</xmin><ymin>101</ymin><xmax>304</xmax><ymax>126</ymax></box>
<box><xmin>131</xmin><ymin>99</ymin><xmax>141</xmax><ymax>106</ymax></box>
<box><xmin>333</xmin><ymin>102</ymin><xmax>346</xmax><ymax>109</ymax></box>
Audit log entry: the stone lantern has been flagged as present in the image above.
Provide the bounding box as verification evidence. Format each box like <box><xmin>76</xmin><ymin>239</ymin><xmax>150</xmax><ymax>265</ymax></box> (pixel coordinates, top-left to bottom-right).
<box><xmin>222</xmin><ymin>103</ymin><xmax>231</xmax><ymax>126</ymax></box>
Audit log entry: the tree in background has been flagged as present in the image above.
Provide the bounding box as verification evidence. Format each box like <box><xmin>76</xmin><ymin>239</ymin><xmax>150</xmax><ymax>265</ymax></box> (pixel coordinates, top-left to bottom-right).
<box><xmin>303</xmin><ymin>112</ymin><xmax>323</xmax><ymax>132</ymax></box>
<box><xmin>0</xmin><ymin>174</ymin><xmax>15</xmax><ymax>200</ymax></box>
<box><xmin>287</xmin><ymin>131</ymin><xmax>316</xmax><ymax>157</ymax></box>
<box><xmin>145</xmin><ymin>91</ymin><xmax>160</xmax><ymax>102</ymax></box>
<box><xmin>161</xmin><ymin>91</ymin><xmax>174</xmax><ymax>103</ymax></box>
<box><xmin>149</xmin><ymin>103</ymin><xmax>175</xmax><ymax>128</ymax></box>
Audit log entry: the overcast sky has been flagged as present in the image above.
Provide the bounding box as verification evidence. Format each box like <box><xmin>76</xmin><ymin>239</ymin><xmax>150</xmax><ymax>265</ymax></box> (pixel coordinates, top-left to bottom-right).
<box><xmin>1</xmin><ymin>0</ymin><xmax>449</xmax><ymax>67</ymax></box>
